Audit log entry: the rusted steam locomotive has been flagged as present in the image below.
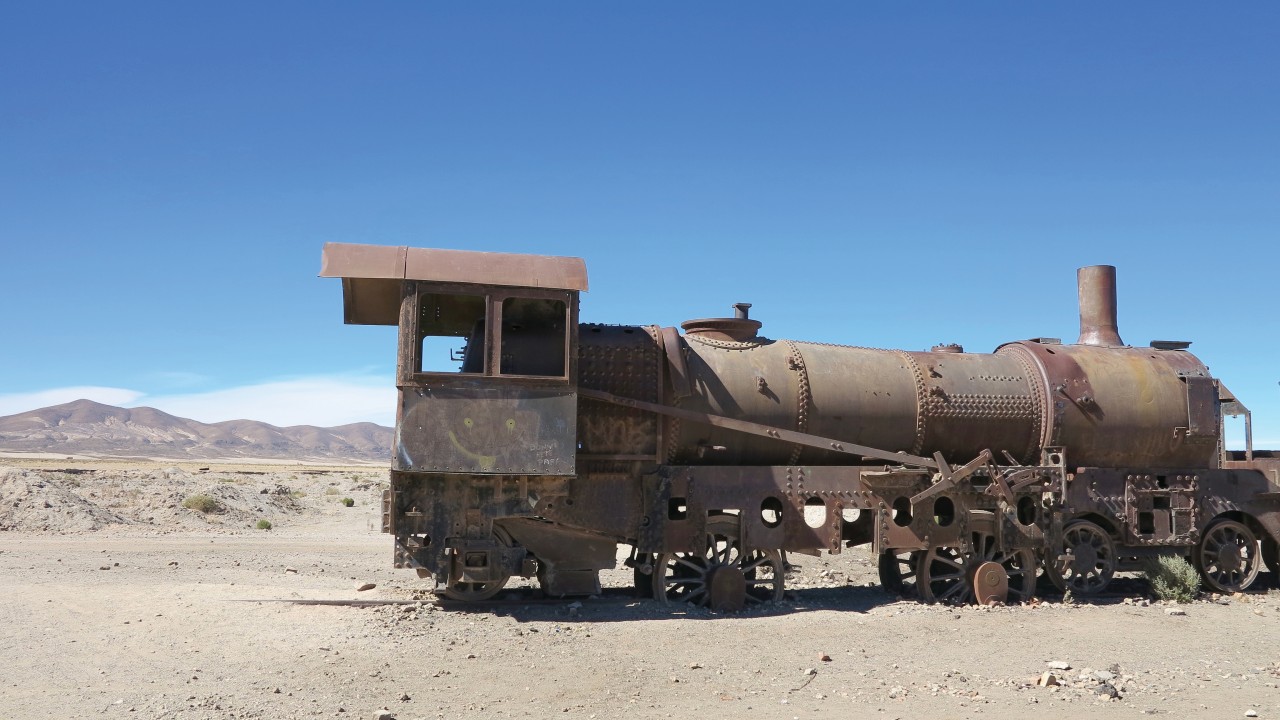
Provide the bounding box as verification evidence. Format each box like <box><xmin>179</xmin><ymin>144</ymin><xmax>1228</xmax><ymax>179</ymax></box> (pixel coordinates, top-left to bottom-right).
<box><xmin>322</xmin><ymin>243</ymin><xmax>1280</xmax><ymax>609</ymax></box>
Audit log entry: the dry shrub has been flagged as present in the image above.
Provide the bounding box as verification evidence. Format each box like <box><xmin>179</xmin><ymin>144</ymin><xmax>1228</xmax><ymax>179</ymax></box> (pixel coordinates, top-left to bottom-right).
<box><xmin>1144</xmin><ymin>554</ymin><xmax>1200</xmax><ymax>603</ymax></box>
<box><xmin>182</xmin><ymin>494</ymin><xmax>223</xmax><ymax>514</ymax></box>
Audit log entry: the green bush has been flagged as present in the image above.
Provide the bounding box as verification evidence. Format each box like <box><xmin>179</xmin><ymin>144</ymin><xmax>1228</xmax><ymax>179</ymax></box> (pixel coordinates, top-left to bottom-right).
<box><xmin>256</xmin><ymin>519</ymin><xmax>273</xmax><ymax>530</ymax></box>
<box><xmin>181</xmin><ymin>494</ymin><xmax>222</xmax><ymax>513</ymax></box>
<box><xmin>1144</xmin><ymin>554</ymin><xmax>1201</xmax><ymax>603</ymax></box>
<box><xmin>341</xmin><ymin>497</ymin><xmax>355</xmax><ymax>507</ymax></box>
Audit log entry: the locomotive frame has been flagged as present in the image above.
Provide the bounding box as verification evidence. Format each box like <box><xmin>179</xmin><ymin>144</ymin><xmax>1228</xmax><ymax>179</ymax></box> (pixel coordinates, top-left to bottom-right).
<box><xmin>322</xmin><ymin>242</ymin><xmax>1280</xmax><ymax>609</ymax></box>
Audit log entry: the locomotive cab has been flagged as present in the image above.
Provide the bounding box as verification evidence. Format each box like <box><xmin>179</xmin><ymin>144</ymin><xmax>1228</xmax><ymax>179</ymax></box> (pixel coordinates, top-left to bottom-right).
<box><xmin>321</xmin><ymin>242</ymin><xmax>586</xmax><ymax>476</ymax></box>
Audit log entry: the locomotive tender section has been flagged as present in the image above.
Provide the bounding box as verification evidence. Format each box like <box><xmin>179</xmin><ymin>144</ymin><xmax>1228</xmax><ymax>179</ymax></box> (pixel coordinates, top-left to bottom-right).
<box><xmin>323</xmin><ymin>243</ymin><xmax>1280</xmax><ymax>608</ymax></box>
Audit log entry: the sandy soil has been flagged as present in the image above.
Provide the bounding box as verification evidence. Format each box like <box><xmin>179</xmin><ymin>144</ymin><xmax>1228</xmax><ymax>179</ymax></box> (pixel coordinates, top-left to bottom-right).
<box><xmin>2</xmin><ymin>460</ymin><xmax>1279</xmax><ymax>720</ymax></box>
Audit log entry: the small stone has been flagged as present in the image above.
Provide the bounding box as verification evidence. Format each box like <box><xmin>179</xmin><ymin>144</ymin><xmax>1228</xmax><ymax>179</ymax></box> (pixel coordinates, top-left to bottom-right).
<box><xmin>168</xmin><ymin>561</ymin><xmax>178</xmax><ymax>567</ymax></box>
<box><xmin>1245</xmin><ymin>711</ymin><xmax>1258</xmax><ymax>718</ymax></box>
<box><xmin>399</xmin><ymin>694</ymin><xmax>410</xmax><ymax>702</ymax></box>
<box><xmin>1047</xmin><ymin>661</ymin><xmax>1071</xmax><ymax>670</ymax></box>
<box><xmin>819</xmin><ymin>653</ymin><xmax>832</xmax><ymax>662</ymax></box>
<box><xmin>466</xmin><ymin>653</ymin><xmax>476</xmax><ymax>659</ymax></box>
<box><xmin>804</xmin><ymin>668</ymin><xmax>817</xmax><ymax>676</ymax></box>
<box><xmin>285</xmin><ymin>567</ymin><xmax>298</xmax><ymax>574</ymax></box>
<box><xmin>356</xmin><ymin>583</ymin><xmax>376</xmax><ymax>592</ymax></box>
<box><xmin>1165</xmin><ymin>608</ymin><xmax>1186</xmax><ymax>616</ymax></box>
<box><xmin>273</xmin><ymin>688</ymin><xmax>281</xmax><ymax>694</ymax></box>
<box><xmin>1092</xmin><ymin>682</ymin><xmax>1119</xmax><ymax>698</ymax></box>
<box><xmin>689</xmin><ymin>662</ymin><xmax>703</xmax><ymax>669</ymax></box>
<box><xmin>372</xmin><ymin>710</ymin><xmax>395</xmax><ymax>720</ymax></box>
<box><xmin>1092</xmin><ymin>670</ymin><xmax>1116</xmax><ymax>682</ymax></box>
<box><xmin>1038</xmin><ymin>672</ymin><xmax>1060</xmax><ymax>687</ymax></box>
<box><xmin>100</xmin><ymin>565</ymin><xmax>111</xmax><ymax>571</ymax></box>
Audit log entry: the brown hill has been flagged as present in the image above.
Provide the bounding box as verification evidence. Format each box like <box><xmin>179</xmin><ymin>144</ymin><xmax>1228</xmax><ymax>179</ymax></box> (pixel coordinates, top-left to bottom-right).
<box><xmin>0</xmin><ymin>399</ymin><xmax>392</xmax><ymax>462</ymax></box>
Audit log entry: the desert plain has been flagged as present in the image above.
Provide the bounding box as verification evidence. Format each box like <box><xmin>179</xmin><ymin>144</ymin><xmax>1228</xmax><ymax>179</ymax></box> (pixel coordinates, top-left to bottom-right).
<box><xmin>2</xmin><ymin>457</ymin><xmax>1279</xmax><ymax>720</ymax></box>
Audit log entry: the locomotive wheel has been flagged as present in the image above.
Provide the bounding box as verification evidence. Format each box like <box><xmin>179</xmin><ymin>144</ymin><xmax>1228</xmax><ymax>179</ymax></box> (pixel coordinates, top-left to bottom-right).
<box><xmin>1045</xmin><ymin>520</ymin><xmax>1116</xmax><ymax>596</ymax></box>
<box><xmin>1195</xmin><ymin>519</ymin><xmax>1261</xmax><ymax>594</ymax></box>
<box><xmin>877</xmin><ymin>550</ymin><xmax>921</xmax><ymax>598</ymax></box>
<box><xmin>632</xmin><ymin>553</ymin><xmax>656</xmax><ymax>599</ymax></box>
<box><xmin>1263</xmin><ymin>535</ymin><xmax>1279</xmax><ymax>571</ymax></box>
<box><xmin>916</xmin><ymin>533</ymin><xmax>1037</xmax><ymax>605</ymax></box>
<box><xmin>439</xmin><ymin>530</ymin><xmax>514</xmax><ymax>602</ymax></box>
<box><xmin>652</xmin><ymin>518</ymin><xmax>784</xmax><ymax>611</ymax></box>
<box><xmin>440</xmin><ymin>574</ymin><xmax>510</xmax><ymax>601</ymax></box>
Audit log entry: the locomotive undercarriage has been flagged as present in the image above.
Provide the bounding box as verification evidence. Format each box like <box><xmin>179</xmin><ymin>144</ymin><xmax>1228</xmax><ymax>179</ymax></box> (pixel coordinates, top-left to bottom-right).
<box><xmin>386</xmin><ymin>450</ymin><xmax>1280</xmax><ymax>608</ymax></box>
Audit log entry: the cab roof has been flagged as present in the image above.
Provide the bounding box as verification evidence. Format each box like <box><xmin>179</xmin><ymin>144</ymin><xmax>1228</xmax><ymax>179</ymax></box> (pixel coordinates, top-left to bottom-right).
<box><xmin>320</xmin><ymin>242</ymin><xmax>588</xmax><ymax>325</ymax></box>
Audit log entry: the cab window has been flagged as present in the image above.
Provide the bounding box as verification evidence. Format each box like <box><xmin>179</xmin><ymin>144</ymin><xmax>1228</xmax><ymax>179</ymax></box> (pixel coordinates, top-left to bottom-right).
<box><xmin>416</xmin><ymin>292</ymin><xmax>486</xmax><ymax>373</ymax></box>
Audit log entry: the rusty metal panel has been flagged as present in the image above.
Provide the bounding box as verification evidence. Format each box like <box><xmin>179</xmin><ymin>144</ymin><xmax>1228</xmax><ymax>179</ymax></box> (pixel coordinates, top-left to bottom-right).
<box><xmin>320</xmin><ymin>242</ymin><xmax>408</xmax><ymax>279</ymax></box>
<box><xmin>405</xmin><ymin>246</ymin><xmax>588</xmax><ymax>292</ymax></box>
<box><xmin>1184</xmin><ymin>376</ymin><xmax>1219</xmax><ymax>438</ymax></box>
<box><xmin>396</xmin><ymin>385</ymin><xmax>577</xmax><ymax>475</ymax></box>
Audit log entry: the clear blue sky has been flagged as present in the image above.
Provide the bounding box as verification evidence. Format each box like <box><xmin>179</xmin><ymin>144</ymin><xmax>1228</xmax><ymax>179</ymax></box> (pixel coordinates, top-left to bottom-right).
<box><xmin>1</xmin><ymin>4</ymin><xmax>1277</xmax><ymax>446</ymax></box>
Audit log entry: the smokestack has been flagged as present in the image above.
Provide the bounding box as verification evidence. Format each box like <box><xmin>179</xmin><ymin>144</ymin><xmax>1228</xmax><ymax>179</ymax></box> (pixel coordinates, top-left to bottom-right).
<box><xmin>1077</xmin><ymin>265</ymin><xmax>1123</xmax><ymax>346</ymax></box>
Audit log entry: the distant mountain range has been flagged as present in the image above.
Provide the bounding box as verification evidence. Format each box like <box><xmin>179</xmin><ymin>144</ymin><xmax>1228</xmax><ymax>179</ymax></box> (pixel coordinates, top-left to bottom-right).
<box><xmin>0</xmin><ymin>399</ymin><xmax>393</xmax><ymax>462</ymax></box>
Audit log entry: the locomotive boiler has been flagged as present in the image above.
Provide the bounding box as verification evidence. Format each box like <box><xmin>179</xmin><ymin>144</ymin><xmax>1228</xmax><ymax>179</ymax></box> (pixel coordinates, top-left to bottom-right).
<box><xmin>322</xmin><ymin>243</ymin><xmax>1280</xmax><ymax>609</ymax></box>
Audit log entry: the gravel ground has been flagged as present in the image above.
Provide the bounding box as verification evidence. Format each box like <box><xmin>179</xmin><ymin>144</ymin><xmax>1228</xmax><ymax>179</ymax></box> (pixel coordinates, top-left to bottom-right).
<box><xmin>2</xmin><ymin>459</ymin><xmax>1279</xmax><ymax>720</ymax></box>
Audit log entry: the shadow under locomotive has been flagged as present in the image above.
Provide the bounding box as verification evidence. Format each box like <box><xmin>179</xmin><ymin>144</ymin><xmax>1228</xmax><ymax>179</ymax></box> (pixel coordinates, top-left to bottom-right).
<box><xmin>321</xmin><ymin>243</ymin><xmax>1280</xmax><ymax>611</ymax></box>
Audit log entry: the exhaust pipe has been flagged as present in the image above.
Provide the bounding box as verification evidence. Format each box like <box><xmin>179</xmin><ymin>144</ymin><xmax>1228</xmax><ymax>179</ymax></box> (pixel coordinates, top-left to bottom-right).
<box><xmin>1077</xmin><ymin>265</ymin><xmax>1123</xmax><ymax>347</ymax></box>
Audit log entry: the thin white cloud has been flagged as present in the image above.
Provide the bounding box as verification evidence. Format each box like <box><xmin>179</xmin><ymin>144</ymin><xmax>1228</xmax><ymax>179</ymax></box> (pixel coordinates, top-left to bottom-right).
<box><xmin>140</xmin><ymin>376</ymin><xmax>396</xmax><ymax>427</ymax></box>
<box><xmin>0</xmin><ymin>386</ymin><xmax>144</xmax><ymax>416</ymax></box>
<box><xmin>146</xmin><ymin>371</ymin><xmax>212</xmax><ymax>389</ymax></box>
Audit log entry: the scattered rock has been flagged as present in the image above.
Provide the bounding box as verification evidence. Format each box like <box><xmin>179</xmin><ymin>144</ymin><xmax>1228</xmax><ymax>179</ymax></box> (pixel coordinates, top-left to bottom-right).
<box><xmin>1165</xmin><ymin>608</ymin><xmax>1186</xmax><ymax>616</ymax></box>
<box><xmin>1092</xmin><ymin>682</ymin><xmax>1120</xmax><ymax>698</ymax></box>
<box><xmin>1047</xmin><ymin>661</ymin><xmax>1071</xmax><ymax>670</ymax></box>
<box><xmin>356</xmin><ymin>583</ymin><xmax>376</xmax><ymax>592</ymax></box>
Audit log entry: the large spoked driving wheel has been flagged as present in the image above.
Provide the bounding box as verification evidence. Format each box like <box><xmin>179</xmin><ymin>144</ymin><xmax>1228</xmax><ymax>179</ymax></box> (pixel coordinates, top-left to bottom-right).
<box><xmin>1045</xmin><ymin>520</ymin><xmax>1116</xmax><ymax>596</ymax></box>
<box><xmin>653</xmin><ymin>518</ymin><xmax>785</xmax><ymax>611</ymax></box>
<box><xmin>917</xmin><ymin>532</ymin><xmax>1037</xmax><ymax>605</ymax></box>
<box><xmin>1195</xmin><ymin>519</ymin><xmax>1261</xmax><ymax>593</ymax></box>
